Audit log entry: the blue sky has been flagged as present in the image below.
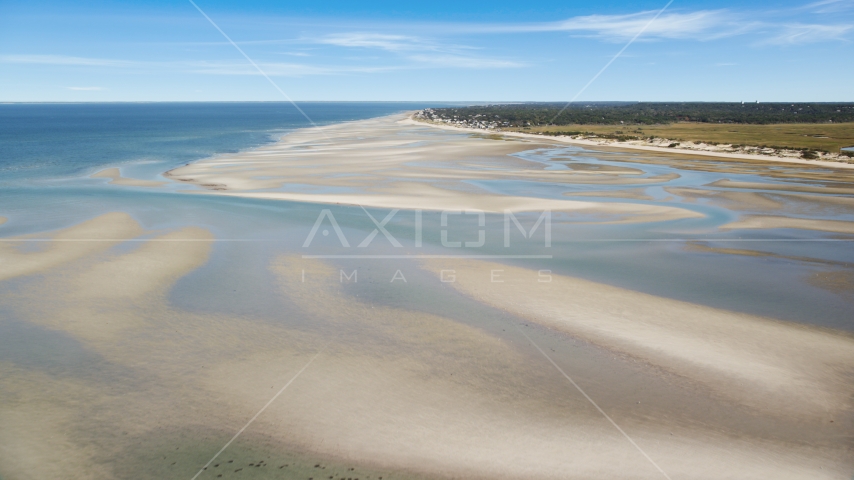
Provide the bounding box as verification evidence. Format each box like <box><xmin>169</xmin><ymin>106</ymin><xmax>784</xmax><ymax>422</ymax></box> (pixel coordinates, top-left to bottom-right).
<box><xmin>1</xmin><ymin>0</ymin><xmax>852</xmax><ymax>102</ymax></box>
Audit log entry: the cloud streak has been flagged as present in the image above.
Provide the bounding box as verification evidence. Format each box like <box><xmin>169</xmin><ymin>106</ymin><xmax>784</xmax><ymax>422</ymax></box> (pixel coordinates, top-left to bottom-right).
<box><xmin>761</xmin><ymin>23</ymin><xmax>853</xmax><ymax>44</ymax></box>
<box><xmin>0</xmin><ymin>54</ymin><xmax>138</xmax><ymax>67</ymax></box>
<box><xmin>803</xmin><ymin>0</ymin><xmax>854</xmax><ymax>14</ymax></box>
<box><xmin>449</xmin><ymin>8</ymin><xmax>852</xmax><ymax>45</ymax></box>
<box><xmin>0</xmin><ymin>53</ymin><xmax>519</xmax><ymax>77</ymax></box>
<box><xmin>309</xmin><ymin>32</ymin><xmax>522</xmax><ymax>69</ymax></box>
<box><xmin>316</xmin><ymin>33</ymin><xmax>444</xmax><ymax>52</ymax></box>
<box><xmin>479</xmin><ymin>10</ymin><xmax>741</xmax><ymax>41</ymax></box>
<box><xmin>241</xmin><ymin>7</ymin><xmax>853</xmax><ymax>56</ymax></box>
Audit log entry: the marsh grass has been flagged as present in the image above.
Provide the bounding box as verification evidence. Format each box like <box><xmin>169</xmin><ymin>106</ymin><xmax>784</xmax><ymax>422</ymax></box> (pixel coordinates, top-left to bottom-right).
<box><xmin>519</xmin><ymin>122</ymin><xmax>854</xmax><ymax>153</ymax></box>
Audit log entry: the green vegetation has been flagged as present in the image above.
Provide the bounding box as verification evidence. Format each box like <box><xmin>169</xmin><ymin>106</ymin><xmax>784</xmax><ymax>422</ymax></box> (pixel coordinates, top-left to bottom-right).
<box><xmin>522</xmin><ymin>122</ymin><xmax>854</xmax><ymax>155</ymax></box>
<box><xmin>418</xmin><ymin>104</ymin><xmax>854</xmax><ymax>154</ymax></box>
<box><xmin>426</xmin><ymin>102</ymin><xmax>854</xmax><ymax>126</ymax></box>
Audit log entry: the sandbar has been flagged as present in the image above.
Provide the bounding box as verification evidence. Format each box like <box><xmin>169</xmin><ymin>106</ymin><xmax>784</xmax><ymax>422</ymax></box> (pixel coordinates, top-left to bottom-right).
<box><xmin>709</xmin><ymin>178</ymin><xmax>854</xmax><ymax>195</ymax></box>
<box><xmin>165</xmin><ymin>115</ymin><xmax>701</xmax><ymax>223</ymax></box>
<box><xmin>92</xmin><ymin>167</ymin><xmax>166</xmax><ymax>187</ymax></box>
<box><xmin>420</xmin><ymin>258</ymin><xmax>854</xmax><ymax>415</ymax></box>
<box><xmin>721</xmin><ymin>215</ymin><xmax>854</xmax><ymax>234</ymax></box>
<box><xmin>0</xmin><ymin>212</ymin><xmax>144</xmax><ymax>282</ymax></box>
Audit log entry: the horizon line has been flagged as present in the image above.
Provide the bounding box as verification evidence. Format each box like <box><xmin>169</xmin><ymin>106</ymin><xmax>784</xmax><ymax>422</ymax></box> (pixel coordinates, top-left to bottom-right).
<box><xmin>3</xmin><ymin>100</ymin><xmax>854</xmax><ymax>105</ymax></box>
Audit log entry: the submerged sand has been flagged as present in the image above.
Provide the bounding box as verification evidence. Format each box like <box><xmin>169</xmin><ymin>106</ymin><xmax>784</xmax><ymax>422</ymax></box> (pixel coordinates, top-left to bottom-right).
<box><xmin>0</xmin><ymin>212</ymin><xmax>144</xmax><ymax>282</ymax></box>
<box><xmin>91</xmin><ymin>167</ymin><xmax>166</xmax><ymax>187</ymax></box>
<box><xmin>1</xmin><ymin>214</ymin><xmax>852</xmax><ymax>479</ymax></box>
<box><xmin>421</xmin><ymin>259</ymin><xmax>854</xmax><ymax>416</ymax></box>
<box><xmin>721</xmin><ymin>215</ymin><xmax>854</xmax><ymax>234</ymax></box>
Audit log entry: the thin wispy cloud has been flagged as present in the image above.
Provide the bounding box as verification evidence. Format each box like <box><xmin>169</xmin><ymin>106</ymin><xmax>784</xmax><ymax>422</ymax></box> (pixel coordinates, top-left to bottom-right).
<box><xmin>122</xmin><ymin>5</ymin><xmax>854</xmax><ymax>58</ymax></box>
<box><xmin>243</xmin><ymin>6</ymin><xmax>851</xmax><ymax>49</ymax></box>
<box><xmin>378</xmin><ymin>6</ymin><xmax>849</xmax><ymax>45</ymax></box>
<box><xmin>310</xmin><ymin>32</ymin><xmax>519</xmax><ymax>69</ymax></box>
<box><xmin>762</xmin><ymin>23</ymin><xmax>852</xmax><ymax>44</ymax></box>
<box><xmin>406</xmin><ymin>54</ymin><xmax>524</xmax><ymax>69</ymax></box>
<box><xmin>0</xmin><ymin>54</ymin><xmax>367</xmax><ymax>76</ymax></box>
<box><xmin>537</xmin><ymin>8</ymin><xmax>849</xmax><ymax>45</ymax></box>
<box><xmin>486</xmin><ymin>10</ymin><xmax>739</xmax><ymax>41</ymax></box>
<box><xmin>316</xmin><ymin>33</ymin><xmax>442</xmax><ymax>52</ymax></box>
<box><xmin>803</xmin><ymin>0</ymin><xmax>854</xmax><ymax>14</ymax></box>
<box><xmin>187</xmin><ymin>60</ymin><xmax>398</xmax><ymax>76</ymax></box>
<box><xmin>0</xmin><ymin>54</ymin><xmax>138</xmax><ymax>67</ymax></box>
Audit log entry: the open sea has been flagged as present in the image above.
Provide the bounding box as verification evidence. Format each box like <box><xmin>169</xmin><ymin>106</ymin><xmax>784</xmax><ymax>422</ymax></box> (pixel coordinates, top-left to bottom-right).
<box><xmin>0</xmin><ymin>102</ymin><xmax>445</xmax><ymax>185</ymax></box>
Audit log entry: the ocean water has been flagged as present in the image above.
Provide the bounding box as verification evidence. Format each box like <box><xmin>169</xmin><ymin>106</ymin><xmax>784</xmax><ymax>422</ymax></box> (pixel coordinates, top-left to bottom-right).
<box><xmin>1</xmin><ymin>102</ymin><xmax>853</xmax><ymax>332</ymax></box>
<box><xmin>0</xmin><ymin>102</ymin><xmax>445</xmax><ymax>185</ymax></box>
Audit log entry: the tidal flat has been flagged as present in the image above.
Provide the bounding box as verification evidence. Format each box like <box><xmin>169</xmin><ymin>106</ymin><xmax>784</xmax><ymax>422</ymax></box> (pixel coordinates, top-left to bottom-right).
<box><xmin>1</xmin><ymin>111</ymin><xmax>853</xmax><ymax>479</ymax></box>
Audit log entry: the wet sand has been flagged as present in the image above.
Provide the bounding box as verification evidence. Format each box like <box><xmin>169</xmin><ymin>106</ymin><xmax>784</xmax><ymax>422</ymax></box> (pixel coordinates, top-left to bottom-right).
<box><xmin>721</xmin><ymin>215</ymin><xmax>854</xmax><ymax>234</ymax></box>
<box><xmin>166</xmin><ymin>115</ymin><xmax>701</xmax><ymax>223</ymax></box>
<box><xmin>564</xmin><ymin>189</ymin><xmax>655</xmax><ymax>201</ymax></box>
<box><xmin>709</xmin><ymin>179</ymin><xmax>854</xmax><ymax>196</ymax></box>
<box><xmin>91</xmin><ymin>167</ymin><xmax>166</xmax><ymax>187</ymax></box>
<box><xmin>421</xmin><ymin>259</ymin><xmax>854</xmax><ymax>415</ymax></box>
<box><xmin>664</xmin><ymin>187</ymin><xmax>784</xmax><ymax>211</ymax></box>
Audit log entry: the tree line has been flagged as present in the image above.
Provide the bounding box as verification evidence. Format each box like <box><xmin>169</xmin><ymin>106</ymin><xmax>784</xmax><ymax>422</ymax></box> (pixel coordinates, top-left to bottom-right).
<box><xmin>425</xmin><ymin>102</ymin><xmax>854</xmax><ymax>126</ymax></box>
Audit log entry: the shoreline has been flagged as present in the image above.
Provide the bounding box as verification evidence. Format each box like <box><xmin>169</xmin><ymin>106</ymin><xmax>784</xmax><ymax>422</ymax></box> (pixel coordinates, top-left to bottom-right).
<box><xmin>162</xmin><ymin>114</ymin><xmax>705</xmax><ymax>222</ymax></box>
<box><xmin>404</xmin><ymin>116</ymin><xmax>854</xmax><ymax>170</ymax></box>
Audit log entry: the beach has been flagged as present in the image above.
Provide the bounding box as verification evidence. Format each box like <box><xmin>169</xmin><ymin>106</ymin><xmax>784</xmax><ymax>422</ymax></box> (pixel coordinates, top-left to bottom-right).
<box><xmin>2</xmin><ymin>110</ymin><xmax>854</xmax><ymax>479</ymax></box>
